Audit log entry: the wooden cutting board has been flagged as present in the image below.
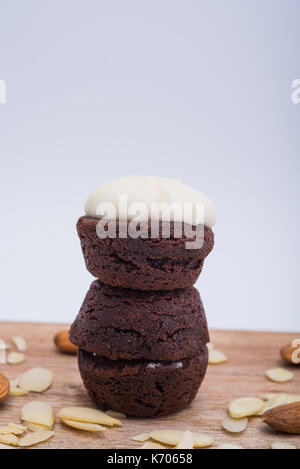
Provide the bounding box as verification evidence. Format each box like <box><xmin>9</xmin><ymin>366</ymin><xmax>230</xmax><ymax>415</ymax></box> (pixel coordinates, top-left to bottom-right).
<box><xmin>0</xmin><ymin>322</ymin><xmax>299</xmax><ymax>449</ymax></box>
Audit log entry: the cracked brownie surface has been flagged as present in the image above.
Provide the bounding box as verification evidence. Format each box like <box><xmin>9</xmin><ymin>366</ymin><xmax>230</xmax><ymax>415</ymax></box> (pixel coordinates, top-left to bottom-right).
<box><xmin>78</xmin><ymin>347</ymin><xmax>208</xmax><ymax>417</ymax></box>
<box><xmin>77</xmin><ymin>216</ymin><xmax>214</xmax><ymax>290</ymax></box>
<box><xmin>69</xmin><ymin>280</ymin><xmax>209</xmax><ymax>361</ymax></box>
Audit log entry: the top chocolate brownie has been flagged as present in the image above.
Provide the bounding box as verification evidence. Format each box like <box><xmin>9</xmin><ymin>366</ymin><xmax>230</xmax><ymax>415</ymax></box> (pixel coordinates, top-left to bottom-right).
<box><xmin>77</xmin><ymin>217</ymin><xmax>214</xmax><ymax>290</ymax></box>
<box><xmin>78</xmin><ymin>176</ymin><xmax>216</xmax><ymax>290</ymax></box>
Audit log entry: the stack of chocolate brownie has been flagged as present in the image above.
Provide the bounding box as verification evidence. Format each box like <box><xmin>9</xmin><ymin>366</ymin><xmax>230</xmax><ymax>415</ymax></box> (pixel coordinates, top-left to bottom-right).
<box><xmin>70</xmin><ymin>216</ymin><xmax>214</xmax><ymax>417</ymax></box>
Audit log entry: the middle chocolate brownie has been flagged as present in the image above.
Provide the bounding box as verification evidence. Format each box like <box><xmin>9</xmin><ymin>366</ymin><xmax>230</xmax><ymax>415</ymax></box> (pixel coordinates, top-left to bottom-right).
<box><xmin>69</xmin><ymin>280</ymin><xmax>209</xmax><ymax>361</ymax></box>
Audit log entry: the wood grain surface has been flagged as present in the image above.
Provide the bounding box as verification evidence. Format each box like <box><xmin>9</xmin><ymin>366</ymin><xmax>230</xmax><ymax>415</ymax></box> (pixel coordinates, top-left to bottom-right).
<box><xmin>0</xmin><ymin>322</ymin><xmax>299</xmax><ymax>449</ymax></box>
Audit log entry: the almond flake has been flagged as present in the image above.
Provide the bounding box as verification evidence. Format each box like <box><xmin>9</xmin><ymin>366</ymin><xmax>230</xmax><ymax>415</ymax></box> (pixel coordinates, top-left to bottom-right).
<box><xmin>221</xmin><ymin>414</ymin><xmax>248</xmax><ymax>433</ymax></box>
<box><xmin>286</xmin><ymin>394</ymin><xmax>300</xmax><ymax>404</ymax></box>
<box><xmin>61</xmin><ymin>418</ymin><xmax>106</xmax><ymax>432</ymax></box>
<box><xmin>0</xmin><ymin>426</ymin><xmax>14</xmax><ymax>435</ymax></box>
<box><xmin>12</xmin><ymin>336</ymin><xmax>27</xmax><ymax>352</ymax></box>
<box><xmin>9</xmin><ymin>378</ymin><xmax>19</xmax><ymax>387</ymax></box>
<box><xmin>8</xmin><ymin>423</ymin><xmax>26</xmax><ymax>435</ymax></box>
<box><xmin>228</xmin><ymin>397</ymin><xmax>264</xmax><ymax>418</ymax></box>
<box><xmin>9</xmin><ymin>379</ymin><xmax>28</xmax><ymax>396</ymax></box>
<box><xmin>19</xmin><ymin>368</ymin><xmax>53</xmax><ymax>393</ymax></box>
<box><xmin>263</xmin><ymin>393</ymin><xmax>300</xmax><ymax>404</ymax></box>
<box><xmin>26</xmin><ymin>422</ymin><xmax>53</xmax><ymax>432</ymax></box>
<box><xmin>21</xmin><ymin>401</ymin><xmax>54</xmax><ymax>427</ymax></box>
<box><xmin>58</xmin><ymin>406</ymin><xmax>121</xmax><ymax>427</ymax></box>
<box><xmin>265</xmin><ymin>368</ymin><xmax>293</xmax><ymax>383</ymax></box>
<box><xmin>0</xmin><ymin>434</ymin><xmax>19</xmax><ymax>446</ymax></box>
<box><xmin>208</xmin><ymin>349</ymin><xmax>228</xmax><ymax>364</ymax></box>
<box><xmin>176</xmin><ymin>431</ymin><xmax>193</xmax><ymax>449</ymax></box>
<box><xmin>261</xmin><ymin>394</ymin><xmax>287</xmax><ymax>414</ymax></box>
<box><xmin>7</xmin><ymin>352</ymin><xmax>25</xmax><ymax>365</ymax></box>
<box><xmin>9</xmin><ymin>387</ymin><xmax>28</xmax><ymax>396</ymax></box>
<box><xmin>19</xmin><ymin>430</ymin><xmax>54</xmax><ymax>447</ymax></box>
<box><xmin>0</xmin><ymin>424</ymin><xmax>25</xmax><ymax>436</ymax></box>
<box><xmin>150</xmin><ymin>429</ymin><xmax>214</xmax><ymax>448</ymax></box>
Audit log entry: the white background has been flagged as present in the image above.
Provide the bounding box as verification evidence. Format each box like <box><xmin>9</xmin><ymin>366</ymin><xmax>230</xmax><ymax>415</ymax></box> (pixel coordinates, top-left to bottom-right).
<box><xmin>0</xmin><ymin>0</ymin><xmax>299</xmax><ymax>331</ymax></box>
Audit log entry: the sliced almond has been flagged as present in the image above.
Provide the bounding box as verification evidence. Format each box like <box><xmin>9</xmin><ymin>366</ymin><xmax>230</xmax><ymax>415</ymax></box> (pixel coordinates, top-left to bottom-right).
<box><xmin>221</xmin><ymin>414</ymin><xmax>248</xmax><ymax>433</ymax></box>
<box><xmin>9</xmin><ymin>377</ymin><xmax>19</xmax><ymax>387</ymax></box>
<box><xmin>271</xmin><ymin>442</ymin><xmax>296</xmax><ymax>449</ymax></box>
<box><xmin>0</xmin><ymin>424</ymin><xmax>25</xmax><ymax>436</ymax></box>
<box><xmin>150</xmin><ymin>429</ymin><xmax>214</xmax><ymax>448</ymax></box>
<box><xmin>8</xmin><ymin>423</ymin><xmax>26</xmax><ymax>435</ymax></box>
<box><xmin>26</xmin><ymin>422</ymin><xmax>53</xmax><ymax>432</ymax></box>
<box><xmin>0</xmin><ymin>434</ymin><xmax>19</xmax><ymax>446</ymax></box>
<box><xmin>19</xmin><ymin>430</ymin><xmax>54</xmax><ymax>447</ymax></box>
<box><xmin>208</xmin><ymin>349</ymin><xmax>228</xmax><ymax>364</ymax></box>
<box><xmin>7</xmin><ymin>352</ymin><xmax>25</xmax><ymax>365</ymax></box>
<box><xmin>105</xmin><ymin>410</ymin><xmax>126</xmax><ymax>419</ymax></box>
<box><xmin>141</xmin><ymin>441</ymin><xmax>166</xmax><ymax>449</ymax></box>
<box><xmin>176</xmin><ymin>431</ymin><xmax>193</xmax><ymax>449</ymax></box>
<box><xmin>61</xmin><ymin>418</ymin><xmax>106</xmax><ymax>432</ymax></box>
<box><xmin>217</xmin><ymin>443</ymin><xmax>244</xmax><ymax>449</ymax></box>
<box><xmin>19</xmin><ymin>367</ymin><xmax>53</xmax><ymax>393</ymax></box>
<box><xmin>286</xmin><ymin>394</ymin><xmax>300</xmax><ymax>404</ymax></box>
<box><xmin>9</xmin><ymin>378</ymin><xmax>28</xmax><ymax>396</ymax></box>
<box><xmin>58</xmin><ymin>406</ymin><xmax>121</xmax><ymax>427</ymax></box>
<box><xmin>12</xmin><ymin>336</ymin><xmax>27</xmax><ymax>352</ymax></box>
<box><xmin>228</xmin><ymin>397</ymin><xmax>264</xmax><ymax>418</ymax></box>
<box><xmin>21</xmin><ymin>401</ymin><xmax>54</xmax><ymax>427</ymax></box>
<box><xmin>265</xmin><ymin>367</ymin><xmax>293</xmax><ymax>383</ymax></box>
<box><xmin>9</xmin><ymin>386</ymin><xmax>28</xmax><ymax>396</ymax></box>
<box><xmin>132</xmin><ymin>433</ymin><xmax>150</xmax><ymax>442</ymax></box>
<box><xmin>261</xmin><ymin>394</ymin><xmax>287</xmax><ymax>414</ymax></box>
<box><xmin>0</xmin><ymin>426</ymin><xmax>14</xmax><ymax>435</ymax></box>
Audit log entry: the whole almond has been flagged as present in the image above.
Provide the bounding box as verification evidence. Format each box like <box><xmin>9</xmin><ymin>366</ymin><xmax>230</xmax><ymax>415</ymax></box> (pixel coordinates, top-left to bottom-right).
<box><xmin>263</xmin><ymin>402</ymin><xmax>300</xmax><ymax>434</ymax></box>
<box><xmin>0</xmin><ymin>373</ymin><xmax>9</xmax><ymax>402</ymax></box>
<box><xmin>280</xmin><ymin>342</ymin><xmax>300</xmax><ymax>365</ymax></box>
<box><xmin>54</xmin><ymin>330</ymin><xmax>77</xmax><ymax>355</ymax></box>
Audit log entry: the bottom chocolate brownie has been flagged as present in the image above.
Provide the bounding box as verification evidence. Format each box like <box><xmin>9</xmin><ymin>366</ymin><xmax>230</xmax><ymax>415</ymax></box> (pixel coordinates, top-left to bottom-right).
<box><xmin>78</xmin><ymin>348</ymin><xmax>208</xmax><ymax>417</ymax></box>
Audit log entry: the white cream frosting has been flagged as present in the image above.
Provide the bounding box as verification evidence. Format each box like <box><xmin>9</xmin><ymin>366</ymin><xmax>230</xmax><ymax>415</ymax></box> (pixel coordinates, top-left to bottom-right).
<box><xmin>85</xmin><ymin>176</ymin><xmax>217</xmax><ymax>227</ymax></box>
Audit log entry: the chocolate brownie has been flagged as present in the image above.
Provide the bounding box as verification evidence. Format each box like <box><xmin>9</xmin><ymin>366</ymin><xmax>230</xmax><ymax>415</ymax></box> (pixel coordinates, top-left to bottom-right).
<box><xmin>78</xmin><ymin>347</ymin><xmax>208</xmax><ymax>417</ymax></box>
<box><xmin>69</xmin><ymin>280</ymin><xmax>209</xmax><ymax>361</ymax></box>
<box><xmin>77</xmin><ymin>217</ymin><xmax>214</xmax><ymax>290</ymax></box>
